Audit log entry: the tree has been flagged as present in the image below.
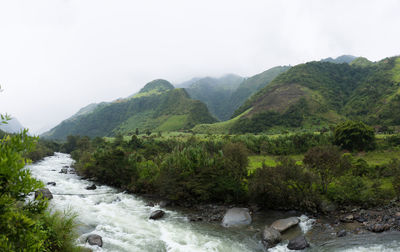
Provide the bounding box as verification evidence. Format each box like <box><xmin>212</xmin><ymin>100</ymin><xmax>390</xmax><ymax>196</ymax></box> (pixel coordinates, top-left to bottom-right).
<box><xmin>146</xmin><ymin>129</ymin><xmax>151</xmax><ymax>136</ymax></box>
<box><xmin>135</xmin><ymin>128</ymin><xmax>139</xmax><ymax>135</ymax></box>
<box><xmin>333</xmin><ymin>121</ymin><xmax>375</xmax><ymax>151</ymax></box>
<box><xmin>303</xmin><ymin>145</ymin><xmax>350</xmax><ymax>194</ymax></box>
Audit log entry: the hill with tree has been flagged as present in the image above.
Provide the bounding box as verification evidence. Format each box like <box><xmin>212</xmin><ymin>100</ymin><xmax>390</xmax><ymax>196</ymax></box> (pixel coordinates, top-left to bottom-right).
<box><xmin>196</xmin><ymin>56</ymin><xmax>400</xmax><ymax>133</ymax></box>
<box><xmin>42</xmin><ymin>79</ymin><xmax>216</xmax><ymax>139</ymax></box>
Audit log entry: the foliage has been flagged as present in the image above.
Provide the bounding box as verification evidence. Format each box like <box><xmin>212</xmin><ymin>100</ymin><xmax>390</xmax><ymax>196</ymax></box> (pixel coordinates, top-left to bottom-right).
<box><xmin>303</xmin><ymin>145</ymin><xmax>351</xmax><ymax>194</ymax></box>
<box><xmin>0</xmin><ymin>118</ymin><xmax>81</xmax><ymax>251</ymax></box>
<box><xmin>333</xmin><ymin>120</ymin><xmax>376</xmax><ymax>151</ymax></box>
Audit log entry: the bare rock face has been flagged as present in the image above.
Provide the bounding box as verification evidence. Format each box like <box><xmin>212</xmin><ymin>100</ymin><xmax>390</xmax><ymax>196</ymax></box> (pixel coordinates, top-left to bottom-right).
<box><xmin>262</xmin><ymin>226</ymin><xmax>282</xmax><ymax>248</ymax></box>
<box><xmin>86</xmin><ymin>234</ymin><xmax>103</xmax><ymax>247</ymax></box>
<box><xmin>270</xmin><ymin>217</ymin><xmax>300</xmax><ymax>233</ymax></box>
<box><xmin>35</xmin><ymin>188</ymin><xmax>53</xmax><ymax>200</ymax></box>
<box><xmin>287</xmin><ymin>235</ymin><xmax>309</xmax><ymax>250</ymax></box>
<box><xmin>221</xmin><ymin>208</ymin><xmax>252</xmax><ymax>227</ymax></box>
<box><xmin>149</xmin><ymin>210</ymin><xmax>165</xmax><ymax>220</ymax></box>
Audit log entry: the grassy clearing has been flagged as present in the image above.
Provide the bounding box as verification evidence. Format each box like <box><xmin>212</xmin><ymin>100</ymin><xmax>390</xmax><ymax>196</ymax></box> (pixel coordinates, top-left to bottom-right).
<box><xmin>248</xmin><ymin>154</ymin><xmax>303</xmax><ymax>173</ymax></box>
<box><xmin>355</xmin><ymin>149</ymin><xmax>400</xmax><ymax>165</ymax></box>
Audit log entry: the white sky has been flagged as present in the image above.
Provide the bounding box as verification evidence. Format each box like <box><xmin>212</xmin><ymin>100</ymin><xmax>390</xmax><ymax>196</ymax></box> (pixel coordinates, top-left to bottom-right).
<box><xmin>0</xmin><ymin>0</ymin><xmax>399</xmax><ymax>133</ymax></box>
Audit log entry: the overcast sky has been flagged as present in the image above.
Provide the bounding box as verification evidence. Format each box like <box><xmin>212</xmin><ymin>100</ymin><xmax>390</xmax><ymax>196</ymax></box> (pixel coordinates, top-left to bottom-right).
<box><xmin>0</xmin><ymin>0</ymin><xmax>399</xmax><ymax>134</ymax></box>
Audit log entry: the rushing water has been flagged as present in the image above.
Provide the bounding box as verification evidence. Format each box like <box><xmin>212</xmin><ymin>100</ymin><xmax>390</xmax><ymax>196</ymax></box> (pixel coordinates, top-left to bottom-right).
<box><xmin>28</xmin><ymin>153</ymin><xmax>400</xmax><ymax>252</ymax></box>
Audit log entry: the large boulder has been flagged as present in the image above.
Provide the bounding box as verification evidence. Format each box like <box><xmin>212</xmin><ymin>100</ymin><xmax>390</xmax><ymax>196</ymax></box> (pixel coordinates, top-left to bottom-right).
<box><xmin>149</xmin><ymin>210</ymin><xmax>165</xmax><ymax>220</ymax></box>
<box><xmin>270</xmin><ymin>217</ymin><xmax>299</xmax><ymax>233</ymax></box>
<box><xmin>221</xmin><ymin>208</ymin><xmax>252</xmax><ymax>227</ymax></box>
<box><xmin>86</xmin><ymin>234</ymin><xmax>103</xmax><ymax>247</ymax></box>
<box><xmin>35</xmin><ymin>188</ymin><xmax>53</xmax><ymax>200</ymax></box>
<box><xmin>262</xmin><ymin>226</ymin><xmax>282</xmax><ymax>248</ymax></box>
<box><xmin>287</xmin><ymin>236</ymin><xmax>309</xmax><ymax>250</ymax></box>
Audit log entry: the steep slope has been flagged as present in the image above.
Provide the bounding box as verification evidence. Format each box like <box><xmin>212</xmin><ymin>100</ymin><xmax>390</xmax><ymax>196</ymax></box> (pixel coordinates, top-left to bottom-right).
<box><xmin>229</xmin><ymin>66</ymin><xmax>291</xmax><ymax>113</ymax></box>
<box><xmin>229</xmin><ymin>56</ymin><xmax>400</xmax><ymax>133</ymax></box>
<box><xmin>183</xmin><ymin>74</ymin><xmax>243</xmax><ymax>120</ymax></box>
<box><xmin>43</xmin><ymin>80</ymin><xmax>216</xmax><ymax>139</ymax></box>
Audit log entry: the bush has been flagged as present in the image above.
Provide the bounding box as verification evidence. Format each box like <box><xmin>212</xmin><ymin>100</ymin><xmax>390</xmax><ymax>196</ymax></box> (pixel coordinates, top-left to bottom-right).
<box><xmin>333</xmin><ymin>121</ymin><xmax>376</xmax><ymax>151</ymax></box>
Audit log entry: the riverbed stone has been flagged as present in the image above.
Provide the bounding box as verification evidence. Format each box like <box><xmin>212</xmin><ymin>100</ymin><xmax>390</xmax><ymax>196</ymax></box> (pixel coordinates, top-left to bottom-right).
<box><xmin>59</xmin><ymin>168</ymin><xmax>68</xmax><ymax>174</ymax></box>
<box><xmin>86</xmin><ymin>184</ymin><xmax>97</xmax><ymax>190</ymax></box>
<box><xmin>337</xmin><ymin>230</ymin><xmax>347</xmax><ymax>237</ymax></box>
<box><xmin>270</xmin><ymin>217</ymin><xmax>299</xmax><ymax>233</ymax></box>
<box><xmin>86</xmin><ymin>234</ymin><xmax>103</xmax><ymax>247</ymax></box>
<box><xmin>367</xmin><ymin>223</ymin><xmax>390</xmax><ymax>233</ymax></box>
<box><xmin>287</xmin><ymin>235</ymin><xmax>310</xmax><ymax>250</ymax></box>
<box><xmin>262</xmin><ymin>226</ymin><xmax>282</xmax><ymax>248</ymax></box>
<box><xmin>35</xmin><ymin>188</ymin><xmax>53</xmax><ymax>200</ymax></box>
<box><xmin>47</xmin><ymin>182</ymin><xmax>56</xmax><ymax>186</ymax></box>
<box><xmin>150</xmin><ymin>210</ymin><xmax>165</xmax><ymax>220</ymax></box>
<box><xmin>221</xmin><ymin>208</ymin><xmax>252</xmax><ymax>227</ymax></box>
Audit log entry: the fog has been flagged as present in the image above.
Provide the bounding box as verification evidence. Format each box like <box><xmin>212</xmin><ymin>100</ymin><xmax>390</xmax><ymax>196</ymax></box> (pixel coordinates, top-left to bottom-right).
<box><xmin>0</xmin><ymin>0</ymin><xmax>399</xmax><ymax>133</ymax></box>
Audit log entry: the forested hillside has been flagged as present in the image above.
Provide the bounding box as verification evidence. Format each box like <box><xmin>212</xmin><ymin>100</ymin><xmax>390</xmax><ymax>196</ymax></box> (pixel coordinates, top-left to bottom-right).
<box><xmin>42</xmin><ymin>79</ymin><xmax>216</xmax><ymax>139</ymax></box>
<box><xmin>230</xmin><ymin>56</ymin><xmax>400</xmax><ymax>133</ymax></box>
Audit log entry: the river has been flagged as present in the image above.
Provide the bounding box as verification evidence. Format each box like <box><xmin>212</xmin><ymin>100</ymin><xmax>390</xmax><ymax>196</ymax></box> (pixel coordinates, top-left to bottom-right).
<box><xmin>28</xmin><ymin>153</ymin><xmax>400</xmax><ymax>251</ymax></box>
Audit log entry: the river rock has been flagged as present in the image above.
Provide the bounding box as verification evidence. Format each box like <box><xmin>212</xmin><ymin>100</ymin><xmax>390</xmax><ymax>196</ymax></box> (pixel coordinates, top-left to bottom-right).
<box><xmin>337</xmin><ymin>230</ymin><xmax>347</xmax><ymax>237</ymax></box>
<box><xmin>159</xmin><ymin>200</ymin><xmax>170</xmax><ymax>207</ymax></box>
<box><xmin>146</xmin><ymin>202</ymin><xmax>155</xmax><ymax>207</ymax></box>
<box><xmin>270</xmin><ymin>217</ymin><xmax>299</xmax><ymax>233</ymax></box>
<box><xmin>262</xmin><ymin>226</ymin><xmax>282</xmax><ymax>248</ymax></box>
<box><xmin>86</xmin><ymin>184</ymin><xmax>97</xmax><ymax>190</ymax></box>
<box><xmin>47</xmin><ymin>182</ymin><xmax>56</xmax><ymax>186</ymax></box>
<box><xmin>287</xmin><ymin>235</ymin><xmax>310</xmax><ymax>250</ymax></box>
<box><xmin>35</xmin><ymin>188</ymin><xmax>53</xmax><ymax>200</ymax></box>
<box><xmin>367</xmin><ymin>223</ymin><xmax>390</xmax><ymax>233</ymax></box>
<box><xmin>340</xmin><ymin>214</ymin><xmax>354</xmax><ymax>223</ymax></box>
<box><xmin>221</xmin><ymin>208</ymin><xmax>252</xmax><ymax>227</ymax></box>
<box><xmin>59</xmin><ymin>168</ymin><xmax>68</xmax><ymax>174</ymax></box>
<box><xmin>86</xmin><ymin>234</ymin><xmax>103</xmax><ymax>247</ymax></box>
<box><xmin>150</xmin><ymin>210</ymin><xmax>165</xmax><ymax>220</ymax></box>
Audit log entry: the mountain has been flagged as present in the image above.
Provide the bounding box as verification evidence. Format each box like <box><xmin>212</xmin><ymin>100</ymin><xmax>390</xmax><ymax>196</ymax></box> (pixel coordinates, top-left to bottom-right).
<box><xmin>228</xmin><ymin>66</ymin><xmax>291</xmax><ymax>114</ymax></box>
<box><xmin>183</xmin><ymin>74</ymin><xmax>244</xmax><ymax>120</ymax></box>
<box><xmin>181</xmin><ymin>67</ymin><xmax>290</xmax><ymax>121</ymax></box>
<box><xmin>42</xmin><ymin>79</ymin><xmax>216</xmax><ymax>139</ymax></box>
<box><xmin>196</xmin><ymin>56</ymin><xmax>400</xmax><ymax>133</ymax></box>
<box><xmin>0</xmin><ymin>117</ymin><xmax>25</xmax><ymax>133</ymax></box>
<box><xmin>321</xmin><ymin>55</ymin><xmax>357</xmax><ymax>64</ymax></box>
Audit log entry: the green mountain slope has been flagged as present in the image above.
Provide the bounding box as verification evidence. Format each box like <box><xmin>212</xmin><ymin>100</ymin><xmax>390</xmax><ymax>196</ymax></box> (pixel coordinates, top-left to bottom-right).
<box><xmin>196</xmin><ymin>56</ymin><xmax>400</xmax><ymax>133</ymax></box>
<box><xmin>183</xmin><ymin>74</ymin><xmax>244</xmax><ymax>120</ymax></box>
<box><xmin>182</xmin><ymin>67</ymin><xmax>289</xmax><ymax>121</ymax></box>
<box><xmin>42</xmin><ymin>80</ymin><xmax>216</xmax><ymax>139</ymax></box>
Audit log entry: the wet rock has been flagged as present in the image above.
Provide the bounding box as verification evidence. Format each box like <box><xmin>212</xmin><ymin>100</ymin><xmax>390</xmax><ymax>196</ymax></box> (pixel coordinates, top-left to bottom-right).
<box><xmin>270</xmin><ymin>217</ymin><xmax>299</xmax><ymax>233</ymax></box>
<box><xmin>59</xmin><ymin>168</ymin><xmax>68</xmax><ymax>174</ymax></box>
<box><xmin>86</xmin><ymin>184</ymin><xmax>97</xmax><ymax>190</ymax></box>
<box><xmin>35</xmin><ymin>188</ymin><xmax>53</xmax><ymax>200</ymax></box>
<box><xmin>367</xmin><ymin>223</ymin><xmax>390</xmax><ymax>233</ymax></box>
<box><xmin>159</xmin><ymin>200</ymin><xmax>170</xmax><ymax>208</ymax></box>
<box><xmin>262</xmin><ymin>226</ymin><xmax>281</xmax><ymax>248</ymax></box>
<box><xmin>86</xmin><ymin>234</ymin><xmax>103</xmax><ymax>247</ymax></box>
<box><xmin>337</xmin><ymin>230</ymin><xmax>347</xmax><ymax>237</ymax></box>
<box><xmin>68</xmin><ymin>168</ymin><xmax>76</xmax><ymax>174</ymax></box>
<box><xmin>340</xmin><ymin>214</ymin><xmax>354</xmax><ymax>223</ymax></box>
<box><xmin>221</xmin><ymin>208</ymin><xmax>252</xmax><ymax>227</ymax></box>
<box><xmin>150</xmin><ymin>210</ymin><xmax>165</xmax><ymax>220</ymax></box>
<box><xmin>355</xmin><ymin>216</ymin><xmax>367</xmax><ymax>223</ymax></box>
<box><xmin>287</xmin><ymin>235</ymin><xmax>310</xmax><ymax>250</ymax></box>
<box><xmin>63</xmin><ymin>165</ymin><xmax>69</xmax><ymax>168</ymax></box>
<box><xmin>47</xmin><ymin>182</ymin><xmax>56</xmax><ymax>186</ymax></box>
<box><xmin>146</xmin><ymin>202</ymin><xmax>155</xmax><ymax>207</ymax></box>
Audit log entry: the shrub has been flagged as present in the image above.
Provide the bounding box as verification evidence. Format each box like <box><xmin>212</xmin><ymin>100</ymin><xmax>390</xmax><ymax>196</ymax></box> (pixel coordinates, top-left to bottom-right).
<box><xmin>333</xmin><ymin>121</ymin><xmax>376</xmax><ymax>151</ymax></box>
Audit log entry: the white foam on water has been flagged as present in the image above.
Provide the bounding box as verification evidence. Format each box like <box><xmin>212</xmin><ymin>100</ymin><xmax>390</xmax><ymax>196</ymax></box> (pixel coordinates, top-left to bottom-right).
<box><xmin>299</xmin><ymin>214</ymin><xmax>315</xmax><ymax>234</ymax></box>
<box><xmin>28</xmin><ymin>153</ymin><xmax>259</xmax><ymax>252</ymax></box>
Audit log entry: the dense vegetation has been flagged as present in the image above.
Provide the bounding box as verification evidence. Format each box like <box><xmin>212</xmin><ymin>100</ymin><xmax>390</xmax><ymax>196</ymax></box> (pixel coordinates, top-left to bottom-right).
<box><xmin>0</xmin><ymin>116</ymin><xmax>83</xmax><ymax>251</ymax></box>
<box><xmin>62</xmin><ymin>121</ymin><xmax>400</xmax><ymax>212</ymax></box>
<box><xmin>184</xmin><ymin>67</ymin><xmax>289</xmax><ymax>120</ymax></box>
<box><xmin>43</xmin><ymin>80</ymin><xmax>216</xmax><ymax>140</ymax></box>
<box><xmin>209</xmin><ymin>56</ymin><xmax>400</xmax><ymax>134</ymax></box>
